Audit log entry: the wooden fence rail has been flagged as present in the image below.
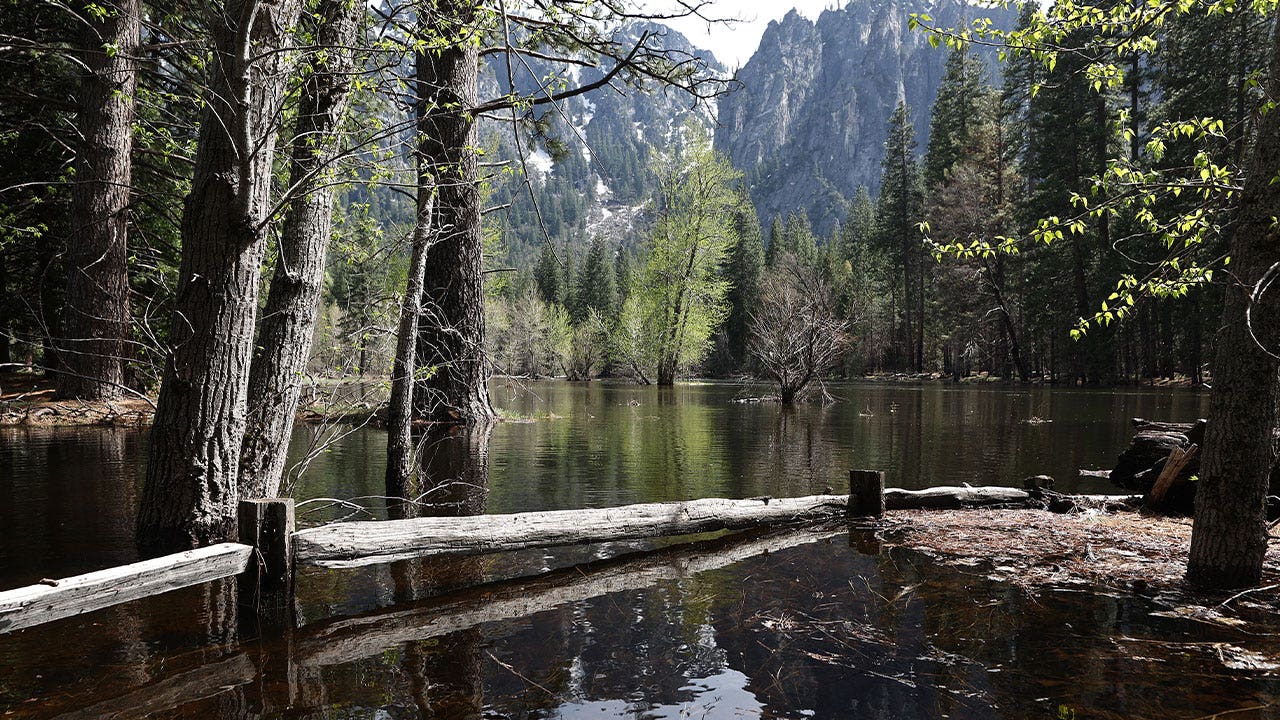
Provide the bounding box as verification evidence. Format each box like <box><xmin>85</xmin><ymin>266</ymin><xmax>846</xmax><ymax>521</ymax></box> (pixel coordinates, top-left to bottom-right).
<box><xmin>0</xmin><ymin>543</ymin><xmax>253</xmax><ymax>634</ymax></box>
<box><xmin>3</xmin><ymin>470</ymin><xmax>1119</xmax><ymax>635</ymax></box>
<box><xmin>292</xmin><ymin>494</ymin><xmax>853</xmax><ymax>568</ymax></box>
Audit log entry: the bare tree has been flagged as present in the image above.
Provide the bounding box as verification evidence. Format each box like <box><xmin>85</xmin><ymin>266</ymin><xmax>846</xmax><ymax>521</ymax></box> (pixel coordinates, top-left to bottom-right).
<box><xmin>239</xmin><ymin>0</ymin><xmax>367</xmax><ymax>499</ymax></box>
<box><xmin>409</xmin><ymin>0</ymin><xmax>730</xmax><ymax>423</ymax></box>
<box><xmin>749</xmin><ymin>254</ymin><xmax>853</xmax><ymax>403</ymax></box>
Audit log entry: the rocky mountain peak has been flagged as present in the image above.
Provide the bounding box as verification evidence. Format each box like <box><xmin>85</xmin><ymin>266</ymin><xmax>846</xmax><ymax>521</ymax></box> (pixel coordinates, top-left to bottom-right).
<box><xmin>714</xmin><ymin>0</ymin><xmax>1016</xmax><ymax>235</ymax></box>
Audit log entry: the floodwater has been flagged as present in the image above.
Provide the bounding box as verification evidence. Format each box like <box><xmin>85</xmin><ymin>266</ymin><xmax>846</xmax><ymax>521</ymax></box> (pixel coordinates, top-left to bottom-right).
<box><xmin>5</xmin><ymin>380</ymin><xmax>1276</xmax><ymax>719</ymax></box>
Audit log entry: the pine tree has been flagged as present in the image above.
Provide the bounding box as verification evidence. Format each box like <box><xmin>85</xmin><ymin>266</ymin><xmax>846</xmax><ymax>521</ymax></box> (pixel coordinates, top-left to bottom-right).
<box><xmin>766</xmin><ymin>215</ymin><xmax>784</xmax><ymax>266</ymax></box>
<box><xmin>842</xmin><ymin>187</ymin><xmax>876</xmax><ymax>260</ymax></box>
<box><xmin>924</xmin><ymin>46</ymin><xmax>989</xmax><ymax>190</ymax></box>
<box><xmin>571</xmin><ymin>236</ymin><xmax>617</xmax><ymax>324</ymax></box>
<box><xmin>874</xmin><ymin>102</ymin><xmax>925</xmax><ymax>371</ymax></box>
<box><xmin>534</xmin><ymin>241</ymin><xmax>561</xmax><ymax>306</ymax></box>
<box><xmin>1023</xmin><ymin>28</ymin><xmax>1116</xmax><ymax>383</ymax></box>
<box><xmin>785</xmin><ymin>210</ymin><xmax>819</xmax><ymax>267</ymax></box>
<box><xmin>614</xmin><ymin>250</ymin><xmax>633</xmax><ymax>317</ymax></box>
<box><xmin>723</xmin><ymin>192</ymin><xmax>764</xmax><ymax>369</ymax></box>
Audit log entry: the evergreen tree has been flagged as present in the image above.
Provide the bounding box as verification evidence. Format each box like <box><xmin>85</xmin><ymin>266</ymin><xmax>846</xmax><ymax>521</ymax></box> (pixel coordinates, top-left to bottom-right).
<box><xmin>614</xmin><ymin>250</ymin><xmax>633</xmax><ymax>317</ymax></box>
<box><xmin>874</xmin><ymin>102</ymin><xmax>925</xmax><ymax>371</ymax></box>
<box><xmin>785</xmin><ymin>210</ymin><xmax>819</xmax><ymax>267</ymax></box>
<box><xmin>766</xmin><ymin>215</ymin><xmax>784</xmax><ymax>266</ymax></box>
<box><xmin>723</xmin><ymin>192</ymin><xmax>765</xmax><ymax>369</ymax></box>
<box><xmin>842</xmin><ymin>187</ymin><xmax>876</xmax><ymax>260</ymax></box>
<box><xmin>925</xmin><ymin>98</ymin><xmax>1030</xmax><ymax>381</ymax></box>
<box><xmin>571</xmin><ymin>236</ymin><xmax>617</xmax><ymax>324</ymax></box>
<box><xmin>534</xmin><ymin>241</ymin><xmax>562</xmax><ymax>306</ymax></box>
<box><xmin>924</xmin><ymin>46</ymin><xmax>989</xmax><ymax>190</ymax></box>
<box><xmin>1023</xmin><ymin>28</ymin><xmax>1116</xmax><ymax>382</ymax></box>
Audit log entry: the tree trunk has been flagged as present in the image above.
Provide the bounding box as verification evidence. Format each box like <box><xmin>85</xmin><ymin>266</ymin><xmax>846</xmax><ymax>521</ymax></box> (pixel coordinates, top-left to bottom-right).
<box><xmin>386</xmin><ymin>75</ymin><xmax>437</xmax><ymax>499</ymax></box>
<box><xmin>413</xmin><ymin>0</ymin><xmax>494</xmax><ymax>425</ymax></box>
<box><xmin>915</xmin><ymin>248</ymin><xmax>926</xmax><ymax>371</ymax></box>
<box><xmin>57</xmin><ymin>0</ymin><xmax>138</xmax><ymax>400</ymax></box>
<box><xmin>0</xmin><ymin>247</ymin><xmax>10</xmax><ymax>366</ymax></box>
<box><xmin>1187</xmin><ymin>15</ymin><xmax>1280</xmax><ymax>588</ymax></box>
<box><xmin>138</xmin><ymin>0</ymin><xmax>303</xmax><ymax>554</ymax></box>
<box><xmin>239</xmin><ymin>0</ymin><xmax>363</xmax><ymax>499</ymax></box>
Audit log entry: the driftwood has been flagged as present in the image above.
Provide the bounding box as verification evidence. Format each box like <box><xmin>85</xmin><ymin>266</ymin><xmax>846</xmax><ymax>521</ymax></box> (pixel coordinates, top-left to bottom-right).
<box><xmin>1147</xmin><ymin>444</ymin><xmax>1199</xmax><ymax>508</ymax></box>
<box><xmin>0</xmin><ymin>543</ymin><xmax>252</xmax><ymax>634</ymax></box>
<box><xmin>885</xmin><ymin>486</ymin><xmax>1030</xmax><ymax>509</ymax></box>
<box><xmin>293</xmin><ymin>495</ymin><xmax>850</xmax><ymax>568</ymax></box>
<box><xmin>298</xmin><ymin>526</ymin><xmax>844</xmax><ymax>667</ymax></box>
<box><xmin>1111</xmin><ymin>418</ymin><xmax>1279</xmax><ymax>514</ymax></box>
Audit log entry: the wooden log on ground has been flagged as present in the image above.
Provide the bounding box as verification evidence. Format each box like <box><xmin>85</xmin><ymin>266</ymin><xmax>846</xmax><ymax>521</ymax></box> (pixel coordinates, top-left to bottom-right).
<box><xmin>1147</xmin><ymin>444</ymin><xmax>1199</xmax><ymax>508</ymax></box>
<box><xmin>1131</xmin><ymin>417</ymin><xmax>1206</xmax><ymax>441</ymax></box>
<box><xmin>0</xmin><ymin>543</ymin><xmax>252</xmax><ymax>634</ymax></box>
<box><xmin>1111</xmin><ymin>428</ymin><xmax>1194</xmax><ymax>491</ymax></box>
<box><xmin>293</xmin><ymin>494</ymin><xmax>850</xmax><ymax>568</ymax></box>
<box><xmin>884</xmin><ymin>486</ymin><xmax>1030</xmax><ymax>510</ymax></box>
<box><xmin>297</xmin><ymin>526</ymin><xmax>844</xmax><ymax>666</ymax></box>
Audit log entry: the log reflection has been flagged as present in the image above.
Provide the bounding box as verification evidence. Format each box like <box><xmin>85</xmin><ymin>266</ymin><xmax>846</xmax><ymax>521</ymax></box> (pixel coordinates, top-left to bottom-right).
<box><xmin>395</xmin><ymin>422</ymin><xmax>491</xmax><ymax>718</ymax></box>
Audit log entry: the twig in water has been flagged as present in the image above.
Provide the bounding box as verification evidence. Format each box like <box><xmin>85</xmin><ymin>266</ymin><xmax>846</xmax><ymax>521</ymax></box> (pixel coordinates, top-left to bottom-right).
<box><xmin>486</xmin><ymin>651</ymin><xmax>554</xmax><ymax>697</ymax></box>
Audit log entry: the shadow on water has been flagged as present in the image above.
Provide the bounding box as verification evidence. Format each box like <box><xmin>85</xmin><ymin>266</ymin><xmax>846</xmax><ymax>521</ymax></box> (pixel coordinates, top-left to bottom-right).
<box><xmin>8</xmin><ymin>380</ymin><xmax>1271</xmax><ymax>719</ymax></box>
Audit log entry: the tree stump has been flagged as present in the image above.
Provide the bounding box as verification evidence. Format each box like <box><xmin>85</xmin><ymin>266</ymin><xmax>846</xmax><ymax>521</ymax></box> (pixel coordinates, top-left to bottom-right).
<box><xmin>848</xmin><ymin>469</ymin><xmax>885</xmax><ymax>517</ymax></box>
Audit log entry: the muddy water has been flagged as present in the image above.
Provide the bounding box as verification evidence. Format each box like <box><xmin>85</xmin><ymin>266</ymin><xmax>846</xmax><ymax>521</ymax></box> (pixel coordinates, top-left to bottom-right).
<box><xmin>6</xmin><ymin>380</ymin><xmax>1269</xmax><ymax>720</ymax></box>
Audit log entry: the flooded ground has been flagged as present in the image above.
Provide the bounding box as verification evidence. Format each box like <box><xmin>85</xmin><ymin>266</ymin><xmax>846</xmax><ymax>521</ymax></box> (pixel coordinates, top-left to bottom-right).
<box><xmin>7</xmin><ymin>380</ymin><xmax>1273</xmax><ymax>719</ymax></box>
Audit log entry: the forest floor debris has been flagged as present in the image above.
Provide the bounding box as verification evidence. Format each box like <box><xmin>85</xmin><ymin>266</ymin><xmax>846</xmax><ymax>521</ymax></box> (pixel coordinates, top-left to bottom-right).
<box><xmin>0</xmin><ymin>373</ymin><xmax>153</xmax><ymax>426</ymax></box>
<box><xmin>881</xmin><ymin>508</ymin><xmax>1280</xmax><ymax>603</ymax></box>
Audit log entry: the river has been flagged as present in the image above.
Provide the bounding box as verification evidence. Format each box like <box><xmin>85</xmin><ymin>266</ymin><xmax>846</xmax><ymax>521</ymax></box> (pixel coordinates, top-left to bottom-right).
<box><xmin>8</xmin><ymin>380</ymin><xmax>1275</xmax><ymax>719</ymax></box>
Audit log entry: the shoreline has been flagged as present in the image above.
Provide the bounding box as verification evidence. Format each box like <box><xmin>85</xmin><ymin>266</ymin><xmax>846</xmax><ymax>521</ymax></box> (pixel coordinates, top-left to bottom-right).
<box><xmin>0</xmin><ymin>369</ymin><xmax>1206</xmax><ymax>428</ymax></box>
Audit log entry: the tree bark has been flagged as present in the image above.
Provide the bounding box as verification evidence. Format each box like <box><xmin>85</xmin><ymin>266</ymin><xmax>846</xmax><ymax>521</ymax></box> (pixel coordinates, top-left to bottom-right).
<box><xmin>138</xmin><ymin>0</ymin><xmax>303</xmax><ymax>553</ymax></box>
<box><xmin>239</xmin><ymin>0</ymin><xmax>363</xmax><ymax>499</ymax></box>
<box><xmin>1187</xmin><ymin>14</ymin><xmax>1280</xmax><ymax>588</ymax></box>
<box><xmin>56</xmin><ymin>0</ymin><xmax>139</xmax><ymax>400</ymax></box>
<box><xmin>385</xmin><ymin>90</ymin><xmax>436</xmax><ymax>499</ymax></box>
<box><xmin>413</xmin><ymin>0</ymin><xmax>494</xmax><ymax>424</ymax></box>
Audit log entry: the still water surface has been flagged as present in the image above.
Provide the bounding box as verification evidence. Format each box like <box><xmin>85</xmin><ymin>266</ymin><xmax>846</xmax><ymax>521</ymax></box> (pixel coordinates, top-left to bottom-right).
<box><xmin>6</xmin><ymin>380</ymin><xmax>1275</xmax><ymax>719</ymax></box>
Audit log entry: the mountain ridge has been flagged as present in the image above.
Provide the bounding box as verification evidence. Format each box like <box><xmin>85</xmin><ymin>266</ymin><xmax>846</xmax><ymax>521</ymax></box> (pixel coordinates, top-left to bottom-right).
<box><xmin>713</xmin><ymin>0</ymin><xmax>1017</xmax><ymax>234</ymax></box>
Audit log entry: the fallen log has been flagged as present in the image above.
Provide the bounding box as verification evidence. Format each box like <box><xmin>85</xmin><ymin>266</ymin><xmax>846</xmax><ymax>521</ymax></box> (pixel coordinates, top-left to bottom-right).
<box><xmin>1147</xmin><ymin>444</ymin><xmax>1199</xmax><ymax>508</ymax></box>
<box><xmin>1110</xmin><ymin>418</ymin><xmax>1279</xmax><ymax>514</ymax></box>
<box><xmin>885</xmin><ymin>486</ymin><xmax>1030</xmax><ymax>509</ymax></box>
<box><xmin>0</xmin><ymin>543</ymin><xmax>253</xmax><ymax>634</ymax></box>
<box><xmin>293</xmin><ymin>495</ymin><xmax>848</xmax><ymax>568</ymax></box>
<box><xmin>293</xmin><ymin>487</ymin><xmax>1140</xmax><ymax>568</ymax></box>
<box><xmin>1112</xmin><ymin>427</ymin><xmax>1197</xmax><ymax>491</ymax></box>
<box><xmin>298</xmin><ymin>526</ymin><xmax>844</xmax><ymax>666</ymax></box>
<box><xmin>1130</xmin><ymin>417</ymin><xmax>1206</xmax><ymax>439</ymax></box>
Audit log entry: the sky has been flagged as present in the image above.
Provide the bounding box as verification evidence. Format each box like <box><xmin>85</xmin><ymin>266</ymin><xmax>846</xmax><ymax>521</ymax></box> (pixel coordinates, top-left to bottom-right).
<box><xmin>651</xmin><ymin>1</ymin><xmax>842</xmax><ymax>68</ymax></box>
